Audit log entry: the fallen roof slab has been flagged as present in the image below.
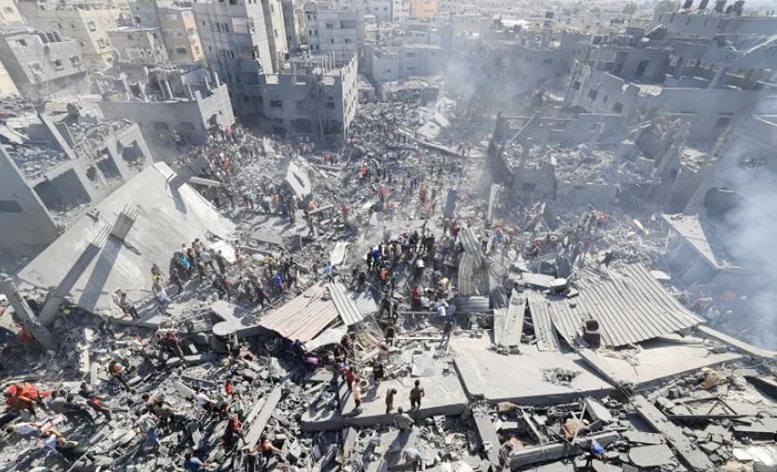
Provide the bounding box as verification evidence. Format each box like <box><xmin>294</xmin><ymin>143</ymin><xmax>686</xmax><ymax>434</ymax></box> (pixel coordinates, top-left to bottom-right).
<box><xmin>18</xmin><ymin>163</ymin><xmax>235</xmax><ymax>316</ymax></box>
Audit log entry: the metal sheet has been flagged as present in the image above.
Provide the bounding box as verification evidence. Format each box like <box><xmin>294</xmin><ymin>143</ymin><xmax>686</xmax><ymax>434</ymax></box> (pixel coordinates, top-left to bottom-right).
<box><xmin>533</xmin><ymin>264</ymin><xmax>703</xmax><ymax>349</ymax></box>
<box><xmin>458</xmin><ymin>227</ymin><xmax>484</xmax><ymax>256</ymax></box>
<box><xmin>257</xmin><ymin>282</ymin><xmax>339</xmax><ymax>341</ymax></box>
<box><xmin>526</xmin><ymin>291</ymin><xmax>561</xmax><ymax>352</ymax></box>
<box><xmin>458</xmin><ymin>253</ymin><xmax>488</xmax><ymax>296</ymax></box>
<box><xmin>328</xmin><ymin>282</ymin><xmax>364</xmax><ymax>326</ymax></box>
<box><xmin>455</xmin><ymin>295</ymin><xmax>489</xmax><ymax>314</ymax></box>
<box><xmin>494</xmin><ymin>295</ymin><xmax>525</xmax><ymax>348</ymax></box>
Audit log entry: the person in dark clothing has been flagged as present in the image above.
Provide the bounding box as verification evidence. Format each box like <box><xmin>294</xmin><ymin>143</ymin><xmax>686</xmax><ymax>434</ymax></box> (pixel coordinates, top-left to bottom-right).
<box><xmin>216</xmin><ymin>251</ymin><xmax>227</xmax><ymax>275</ymax></box>
<box><xmin>409</xmin><ymin>380</ymin><xmax>425</xmax><ymax>412</ymax></box>
<box><xmin>372</xmin><ymin>360</ymin><xmax>385</xmax><ymax>389</ymax></box>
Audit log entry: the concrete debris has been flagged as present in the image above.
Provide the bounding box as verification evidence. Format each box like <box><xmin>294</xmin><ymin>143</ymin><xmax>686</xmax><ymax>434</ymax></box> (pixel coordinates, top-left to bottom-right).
<box><xmin>3</xmin><ymin>5</ymin><xmax>777</xmax><ymax>472</ymax></box>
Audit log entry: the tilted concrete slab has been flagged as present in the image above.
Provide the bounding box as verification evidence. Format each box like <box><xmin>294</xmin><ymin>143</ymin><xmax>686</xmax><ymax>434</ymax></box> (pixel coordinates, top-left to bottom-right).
<box><xmin>18</xmin><ymin>163</ymin><xmax>234</xmax><ymax>317</ymax></box>
<box><xmin>452</xmin><ymin>337</ymin><xmax>613</xmax><ymax>405</ymax></box>
<box><xmin>576</xmin><ymin>334</ymin><xmax>743</xmax><ymax>389</ymax></box>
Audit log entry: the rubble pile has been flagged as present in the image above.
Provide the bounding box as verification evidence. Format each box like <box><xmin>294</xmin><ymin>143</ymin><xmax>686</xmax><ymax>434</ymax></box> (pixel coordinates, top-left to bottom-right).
<box><xmin>4</xmin><ymin>53</ymin><xmax>777</xmax><ymax>472</ymax></box>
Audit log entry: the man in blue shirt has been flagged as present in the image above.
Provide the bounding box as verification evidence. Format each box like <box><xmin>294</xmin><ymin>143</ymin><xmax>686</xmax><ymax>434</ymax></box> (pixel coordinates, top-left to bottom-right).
<box><xmin>184</xmin><ymin>451</ymin><xmax>206</xmax><ymax>472</ymax></box>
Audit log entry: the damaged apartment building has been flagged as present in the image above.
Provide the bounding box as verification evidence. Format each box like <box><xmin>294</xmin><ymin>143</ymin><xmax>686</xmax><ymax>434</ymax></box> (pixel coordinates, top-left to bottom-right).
<box><xmin>96</xmin><ymin>64</ymin><xmax>235</xmax><ymax>147</ymax></box>
<box><xmin>0</xmin><ymin>100</ymin><xmax>152</xmax><ymax>261</ymax></box>
<box><xmin>193</xmin><ymin>0</ymin><xmax>358</xmax><ymax>139</ymax></box>
<box><xmin>564</xmin><ymin>3</ymin><xmax>777</xmax><ymax>143</ymax></box>
<box><xmin>449</xmin><ymin>13</ymin><xmax>585</xmax><ymax>112</ymax></box>
<box><xmin>0</xmin><ymin>27</ymin><xmax>91</xmax><ymax>100</ymax></box>
<box><xmin>16</xmin><ymin>0</ymin><xmax>124</xmax><ymax>71</ymax></box>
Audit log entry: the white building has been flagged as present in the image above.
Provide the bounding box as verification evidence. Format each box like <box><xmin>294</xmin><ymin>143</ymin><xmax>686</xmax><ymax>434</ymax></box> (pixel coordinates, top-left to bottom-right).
<box><xmin>303</xmin><ymin>0</ymin><xmax>359</xmax><ymax>64</ymax></box>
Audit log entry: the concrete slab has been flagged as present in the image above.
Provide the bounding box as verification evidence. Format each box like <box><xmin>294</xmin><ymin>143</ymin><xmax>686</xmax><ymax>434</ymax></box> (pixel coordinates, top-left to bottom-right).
<box><xmin>18</xmin><ymin>163</ymin><xmax>234</xmax><ymax>316</ymax></box>
<box><xmin>578</xmin><ymin>334</ymin><xmax>743</xmax><ymax>388</ymax></box>
<box><xmin>628</xmin><ymin>444</ymin><xmax>674</xmax><ymax>468</ymax></box>
<box><xmin>451</xmin><ymin>337</ymin><xmax>612</xmax><ymax>404</ymax></box>
<box><xmin>301</xmin><ymin>359</ymin><xmax>468</xmax><ymax>432</ymax></box>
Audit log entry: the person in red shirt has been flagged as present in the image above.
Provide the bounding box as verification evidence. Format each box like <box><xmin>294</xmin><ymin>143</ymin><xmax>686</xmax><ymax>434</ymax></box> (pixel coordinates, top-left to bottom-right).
<box><xmin>342</xmin><ymin>366</ymin><xmax>356</xmax><ymax>392</ymax></box>
<box><xmin>224</xmin><ymin>380</ymin><xmax>234</xmax><ymax>397</ymax></box>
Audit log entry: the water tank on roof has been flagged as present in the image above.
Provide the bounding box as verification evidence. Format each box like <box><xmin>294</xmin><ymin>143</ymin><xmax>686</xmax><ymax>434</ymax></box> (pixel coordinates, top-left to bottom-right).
<box><xmin>714</xmin><ymin>0</ymin><xmax>726</xmax><ymax>12</ymax></box>
<box><xmin>732</xmin><ymin>0</ymin><xmax>745</xmax><ymax>14</ymax></box>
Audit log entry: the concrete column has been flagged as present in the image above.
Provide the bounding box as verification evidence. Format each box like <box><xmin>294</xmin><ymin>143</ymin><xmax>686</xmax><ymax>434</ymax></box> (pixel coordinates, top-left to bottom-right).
<box><xmin>674</xmin><ymin>56</ymin><xmax>685</xmax><ymax>77</ymax></box>
<box><xmin>0</xmin><ymin>274</ymin><xmax>58</xmax><ymax>350</ymax></box>
<box><xmin>163</xmin><ymin>79</ymin><xmax>174</xmax><ymax>100</ymax></box>
<box><xmin>709</xmin><ymin>66</ymin><xmax>728</xmax><ymax>88</ymax></box>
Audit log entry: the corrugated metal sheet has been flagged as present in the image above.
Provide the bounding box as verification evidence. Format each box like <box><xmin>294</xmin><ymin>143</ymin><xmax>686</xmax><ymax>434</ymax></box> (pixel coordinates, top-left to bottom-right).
<box><xmin>458</xmin><ymin>253</ymin><xmax>489</xmax><ymax>296</ymax></box>
<box><xmin>328</xmin><ymin>282</ymin><xmax>364</xmax><ymax>326</ymax></box>
<box><xmin>257</xmin><ymin>282</ymin><xmax>339</xmax><ymax>341</ymax></box>
<box><xmin>493</xmin><ymin>295</ymin><xmax>525</xmax><ymax>348</ymax></box>
<box><xmin>459</xmin><ymin>228</ymin><xmax>484</xmax><ymax>256</ymax></box>
<box><xmin>529</xmin><ymin>264</ymin><xmax>703</xmax><ymax>348</ymax></box>
<box><xmin>455</xmin><ymin>295</ymin><xmax>490</xmax><ymax>314</ymax></box>
<box><xmin>526</xmin><ymin>291</ymin><xmax>561</xmax><ymax>351</ymax></box>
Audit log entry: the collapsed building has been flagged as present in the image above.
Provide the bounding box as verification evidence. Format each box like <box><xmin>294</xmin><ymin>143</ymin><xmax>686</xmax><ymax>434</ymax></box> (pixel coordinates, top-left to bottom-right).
<box><xmin>0</xmin><ymin>99</ymin><xmax>152</xmax><ymax>261</ymax></box>
<box><xmin>96</xmin><ymin>65</ymin><xmax>235</xmax><ymax>147</ymax></box>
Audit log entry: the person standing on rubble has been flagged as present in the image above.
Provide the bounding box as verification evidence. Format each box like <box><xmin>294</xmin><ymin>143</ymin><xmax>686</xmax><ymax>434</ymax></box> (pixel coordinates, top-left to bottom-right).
<box><xmin>409</xmin><ymin>380</ymin><xmax>425</xmax><ymax>412</ymax></box>
<box><xmin>324</xmin><ymin>262</ymin><xmax>335</xmax><ymax>283</ymax></box>
<box><xmin>184</xmin><ymin>450</ymin><xmax>207</xmax><ymax>472</ymax></box>
<box><xmin>113</xmin><ymin>289</ymin><xmax>139</xmax><ymax>319</ymax></box>
<box><xmin>372</xmin><ymin>360</ymin><xmax>385</xmax><ymax>391</ymax></box>
<box><xmin>385</xmin><ymin>388</ymin><xmax>397</xmax><ymax>414</ymax></box>
<box><xmin>440</xmin><ymin>318</ymin><xmax>454</xmax><ymax>350</ymax></box>
<box><xmin>216</xmin><ymin>250</ymin><xmax>227</xmax><ymax>275</ymax></box>
<box><xmin>352</xmin><ymin>380</ymin><xmax>363</xmax><ymax>414</ymax></box>
<box><xmin>108</xmin><ymin>360</ymin><xmax>133</xmax><ymax>392</ymax></box>
<box><xmin>136</xmin><ymin>409</ymin><xmax>161</xmax><ymax>452</ymax></box>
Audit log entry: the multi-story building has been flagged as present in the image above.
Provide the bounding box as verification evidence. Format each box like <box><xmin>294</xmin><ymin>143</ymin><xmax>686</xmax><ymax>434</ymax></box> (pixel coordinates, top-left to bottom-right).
<box><xmin>108</xmin><ymin>26</ymin><xmax>170</xmax><ymax>65</ymax></box>
<box><xmin>257</xmin><ymin>53</ymin><xmax>358</xmax><ymax>139</ymax></box>
<box><xmin>365</xmin><ymin>43</ymin><xmax>444</xmax><ymax>83</ymax></box>
<box><xmin>303</xmin><ymin>1</ymin><xmax>359</xmax><ymax>64</ymax></box>
<box><xmin>362</xmin><ymin>0</ymin><xmax>393</xmax><ymax>23</ymax></box>
<box><xmin>17</xmin><ymin>0</ymin><xmax>122</xmax><ymax>70</ymax></box>
<box><xmin>410</xmin><ymin>0</ymin><xmax>436</xmax><ymax>19</ymax></box>
<box><xmin>97</xmin><ymin>65</ymin><xmax>234</xmax><ymax>146</ymax></box>
<box><xmin>281</xmin><ymin>0</ymin><xmax>302</xmax><ymax>52</ymax></box>
<box><xmin>127</xmin><ymin>0</ymin><xmax>205</xmax><ymax>64</ymax></box>
<box><xmin>0</xmin><ymin>0</ymin><xmax>26</xmax><ymax>26</ymax></box>
<box><xmin>0</xmin><ymin>27</ymin><xmax>90</xmax><ymax>100</ymax></box>
<box><xmin>0</xmin><ymin>102</ymin><xmax>152</xmax><ymax>261</ymax></box>
<box><xmin>193</xmin><ymin>0</ymin><xmax>287</xmax><ymax>123</ymax></box>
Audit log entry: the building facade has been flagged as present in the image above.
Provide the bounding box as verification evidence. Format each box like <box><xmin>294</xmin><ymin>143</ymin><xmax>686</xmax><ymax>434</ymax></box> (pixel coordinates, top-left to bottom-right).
<box><xmin>127</xmin><ymin>0</ymin><xmax>205</xmax><ymax>64</ymax></box>
<box><xmin>108</xmin><ymin>26</ymin><xmax>170</xmax><ymax>65</ymax></box>
<box><xmin>0</xmin><ymin>0</ymin><xmax>26</xmax><ymax>26</ymax></box>
<box><xmin>193</xmin><ymin>0</ymin><xmax>287</xmax><ymax>122</ymax></box>
<box><xmin>303</xmin><ymin>1</ymin><xmax>359</xmax><ymax>64</ymax></box>
<box><xmin>0</xmin><ymin>28</ymin><xmax>90</xmax><ymax>100</ymax></box>
<box><xmin>257</xmin><ymin>53</ymin><xmax>358</xmax><ymax>138</ymax></box>
<box><xmin>17</xmin><ymin>0</ymin><xmax>123</xmax><ymax>70</ymax></box>
<box><xmin>410</xmin><ymin>0</ymin><xmax>436</xmax><ymax>19</ymax></box>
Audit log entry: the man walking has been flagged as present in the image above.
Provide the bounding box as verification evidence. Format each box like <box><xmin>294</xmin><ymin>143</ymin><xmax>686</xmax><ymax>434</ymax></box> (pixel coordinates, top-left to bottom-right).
<box><xmin>409</xmin><ymin>380</ymin><xmax>425</xmax><ymax>412</ymax></box>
